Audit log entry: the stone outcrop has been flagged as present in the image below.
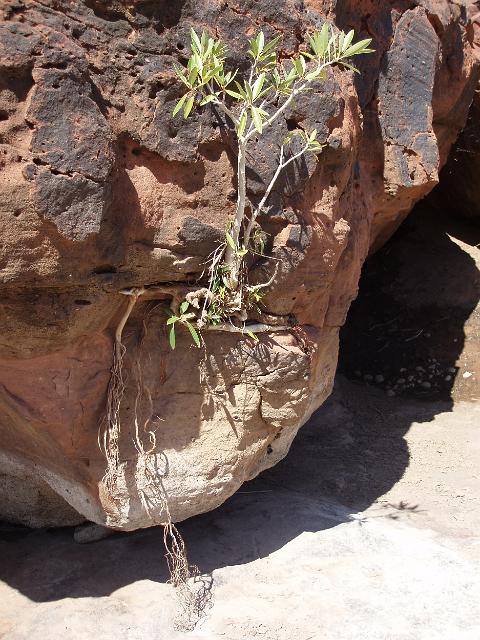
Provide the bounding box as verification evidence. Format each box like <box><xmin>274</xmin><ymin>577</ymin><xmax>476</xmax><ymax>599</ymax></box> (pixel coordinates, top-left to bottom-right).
<box><xmin>430</xmin><ymin>87</ymin><xmax>480</xmax><ymax>217</ymax></box>
<box><xmin>0</xmin><ymin>0</ymin><xmax>478</xmax><ymax>529</ymax></box>
<box><xmin>428</xmin><ymin>7</ymin><xmax>480</xmax><ymax>218</ymax></box>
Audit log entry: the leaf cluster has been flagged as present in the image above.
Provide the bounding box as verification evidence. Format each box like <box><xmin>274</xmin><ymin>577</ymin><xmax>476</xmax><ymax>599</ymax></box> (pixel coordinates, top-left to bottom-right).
<box><xmin>166</xmin><ymin>301</ymin><xmax>201</xmax><ymax>349</ymax></box>
<box><xmin>173</xmin><ymin>25</ymin><xmax>373</xmax><ymax>138</ymax></box>
<box><xmin>166</xmin><ymin>26</ymin><xmax>373</xmax><ymax>349</ymax></box>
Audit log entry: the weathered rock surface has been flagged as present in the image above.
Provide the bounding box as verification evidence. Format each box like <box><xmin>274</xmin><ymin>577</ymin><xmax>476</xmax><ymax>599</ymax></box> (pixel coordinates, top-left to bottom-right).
<box><xmin>1</xmin><ymin>377</ymin><xmax>479</xmax><ymax>639</ymax></box>
<box><xmin>0</xmin><ymin>0</ymin><xmax>478</xmax><ymax>529</ymax></box>
<box><xmin>430</xmin><ymin>87</ymin><xmax>480</xmax><ymax>217</ymax></box>
<box><xmin>428</xmin><ymin>7</ymin><xmax>480</xmax><ymax>217</ymax></box>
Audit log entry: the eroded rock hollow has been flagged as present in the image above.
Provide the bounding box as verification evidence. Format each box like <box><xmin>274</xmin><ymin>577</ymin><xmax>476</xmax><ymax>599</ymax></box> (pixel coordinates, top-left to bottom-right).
<box><xmin>0</xmin><ymin>0</ymin><xmax>478</xmax><ymax>529</ymax></box>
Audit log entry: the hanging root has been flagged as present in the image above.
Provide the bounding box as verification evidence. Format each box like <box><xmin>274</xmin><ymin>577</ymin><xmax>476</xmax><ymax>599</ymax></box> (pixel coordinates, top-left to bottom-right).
<box><xmin>97</xmin><ymin>289</ymin><xmax>212</xmax><ymax>628</ymax></box>
<box><xmin>99</xmin><ymin>287</ymin><xmax>145</xmax><ymax>496</ymax></box>
<box><xmin>130</xmin><ymin>308</ymin><xmax>213</xmax><ymax>630</ymax></box>
<box><xmin>164</xmin><ymin>521</ymin><xmax>213</xmax><ymax>631</ymax></box>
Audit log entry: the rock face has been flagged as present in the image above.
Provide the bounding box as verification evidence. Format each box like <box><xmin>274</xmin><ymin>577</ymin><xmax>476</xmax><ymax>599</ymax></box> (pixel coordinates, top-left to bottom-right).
<box><xmin>428</xmin><ymin>7</ymin><xmax>480</xmax><ymax>218</ymax></box>
<box><xmin>0</xmin><ymin>0</ymin><xmax>478</xmax><ymax>529</ymax></box>
<box><xmin>430</xmin><ymin>87</ymin><xmax>480</xmax><ymax>217</ymax></box>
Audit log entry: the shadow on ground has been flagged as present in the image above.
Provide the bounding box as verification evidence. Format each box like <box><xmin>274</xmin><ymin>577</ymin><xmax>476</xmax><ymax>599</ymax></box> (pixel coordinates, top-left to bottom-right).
<box><xmin>0</xmin><ymin>202</ymin><xmax>478</xmax><ymax>603</ymax></box>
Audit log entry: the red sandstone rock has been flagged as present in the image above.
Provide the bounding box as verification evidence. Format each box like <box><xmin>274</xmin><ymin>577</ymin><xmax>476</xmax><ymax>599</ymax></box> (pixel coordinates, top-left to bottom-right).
<box><xmin>0</xmin><ymin>0</ymin><xmax>478</xmax><ymax>529</ymax></box>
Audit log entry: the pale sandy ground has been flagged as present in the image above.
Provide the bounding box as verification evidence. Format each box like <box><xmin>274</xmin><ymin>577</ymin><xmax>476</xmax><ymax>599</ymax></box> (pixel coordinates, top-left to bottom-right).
<box><xmin>1</xmin><ymin>375</ymin><xmax>479</xmax><ymax>640</ymax></box>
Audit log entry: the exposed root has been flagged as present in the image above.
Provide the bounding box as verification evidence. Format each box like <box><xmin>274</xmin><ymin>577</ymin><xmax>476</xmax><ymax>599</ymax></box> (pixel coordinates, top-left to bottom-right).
<box><xmin>131</xmin><ymin>307</ymin><xmax>213</xmax><ymax>630</ymax></box>
<box><xmin>206</xmin><ymin>322</ymin><xmax>289</xmax><ymax>333</ymax></box>
<box><xmin>99</xmin><ymin>287</ymin><xmax>145</xmax><ymax>499</ymax></box>
<box><xmin>185</xmin><ymin>287</ymin><xmax>215</xmax><ymax>309</ymax></box>
<box><xmin>164</xmin><ymin>522</ymin><xmax>213</xmax><ymax>631</ymax></box>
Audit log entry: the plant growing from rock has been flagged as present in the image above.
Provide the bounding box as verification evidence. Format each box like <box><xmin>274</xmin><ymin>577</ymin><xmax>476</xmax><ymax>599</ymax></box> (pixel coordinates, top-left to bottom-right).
<box><xmin>99</xmin><ymin>25</ymin><xmax>372</xmax><ymax>629</ymax></box>
<box><xmin>168</xmin><ymin>25</ymin><xmax>373</xmax><ymax>346</ymax></box>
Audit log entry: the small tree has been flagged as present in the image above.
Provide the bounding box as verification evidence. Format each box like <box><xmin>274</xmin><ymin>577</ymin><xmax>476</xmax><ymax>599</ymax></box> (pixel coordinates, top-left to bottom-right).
<box><xmin>168</xmin><ymin>26</ymin><xmax>372</xmax><ymax>346</ymax></box>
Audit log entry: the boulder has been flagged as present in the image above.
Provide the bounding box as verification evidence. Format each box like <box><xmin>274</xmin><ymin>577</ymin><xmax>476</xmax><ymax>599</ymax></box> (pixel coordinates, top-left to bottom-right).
<box><xmin>0</xmin><ymin>0</ymin><xmax>478</xmax><ymax>529</ymax></box>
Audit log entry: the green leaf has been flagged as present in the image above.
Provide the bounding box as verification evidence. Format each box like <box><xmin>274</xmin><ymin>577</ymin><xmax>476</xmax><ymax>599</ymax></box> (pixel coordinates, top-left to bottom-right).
<box><xmin>225</xmin><ymin>89</ymin><xmax>243</xmax><ymax>100</ymax></box>
<box><xmin>251</xmin><ymin>106</ymin><xmax>263</xmax><ymax>133</ymax></box>
<box><xmin>188</xmin><ymin>66</ymin><xmax>198</xmax><ymax>86</ymax></box>
<box><xmin>234</xmin><ymin>81</ymin><xmax>248</xmax><ymax>100</ymax></box>
<box><xmin>257</xmin><ymin>31</ymin><xmax>265</xmax><ymax>56</ymax></box>
<box><xmin>192</xmin><ymin>52</ymin><xmax>203</xmax><ymax>72</ymax></box>
<box><xmin>180</xmin><ymin>301</ymin><xmax>189</xmax><ymax>314</ymax></box>
<box><xmin>262</xmin><ymin>34</ymin><xmax>282</xmax><ymax>55</ymax></box>
<box><xmin>285</xmin><ymin>66</ymin><xmax>297</xmax><ymax>84</ymax></box>
<box><xmin>200</xmin><ymin>94</ymin><xmax>217</xmax><ymax>106</ymax></box>
<box><xmin>244</xmin><ymin>81</ymin><xmax>253</xmax><ymax>103</ymax></box>
<box><xmin>343</xmin><ymin>38</ymin><xmax>373</xmax><ymax>58</ymax></box>
<box><xmin>305</xmin><ymin>67</ymin><xmax>322</xmax><ymax>81</ymax></box>
<box><xmin>183</xmin><ymin>94</ymin><xmax>195</xmax><ymax>118</ymax></box>
<box><xmin>190</xmin><ymin>28</ymin><xmax>201</xmax><ymax>54</ymax></box>
<box><xmin>252</xmin><ymin>72</ymin><xmax>265</xmax><ymax>100</ymax></box>
<box><xmin>313</xmin><ymin>23</ymin><xmax>329</xmax><ymax>58</ymax></box>
<box><xmin>169</xmin><ymin>325</ymin><xmax>176</xmax><ymax>350</ymax></box>
<box><xmin>205</xmin><ymin>37</ymin><xmax>214</xmax><ymax>59</ymax></box>
<box><xmin>186</xmin><ymin>322</ymin><xmax>201</xmax><ymax>347</ymax></box>
<box><xmin>225</xmin><ymin>230</ymin><xmax>236</xmax><ymax>250</ymax></box>
<box><xmin>166</xmin><ymin>316</ymin><xmax>178</xmax><ymax>325</ymax></box>
<box><xmin>342</xmin><ymin>29</ymin><xmax>354</xmax><ymax>52</ymax></box>
<box><xmin>237</xmin><ymin>110</ymin><xmax>247</xmax><ymax>136</ymax></box>
<box><xmin>173</xmin><ymin>63</ymin><xmax>189</xmax><ymax>86</ymax></box>
<box><xmin>172</xmin><ymin>93</ymin><xmax>188</xmax><ymax>116</ymax></box>
<box><xmin>246</xmin><ymin>330</ymin><xmax>259</xmax><ymax>341</ymax></box>
<box><xmin>293</xmin><ymin>55</ymin><xmax>306</xmax><ymax>77</ymax></box>
<box><xmin>328</xmin><ymin>32</ymin><xmax>337</xmax><ymax>59</ymax></box>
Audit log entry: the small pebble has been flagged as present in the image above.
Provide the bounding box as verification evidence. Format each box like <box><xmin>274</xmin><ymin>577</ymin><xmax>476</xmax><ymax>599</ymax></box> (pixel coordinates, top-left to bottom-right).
<box><xmin>397</xmin><ymin>378</ymin><xmax>406</xmax><ymax>384</ymax></box>
<box><xmin>445</xmin><ymin>375</ymin><xmax>452</xmax><ymax>382</ymax></box>
<box><xmin>421</xmin><ymin>381</ymin><xmax>431</xmax><ymax>389</ymax></box>
<box><xmin>448</xmin><ymin>367</ymin><xmax>456</xmax><ymax>374</ymax></box>
<box><xmin>408</xmin><ymin>375</ymin><xmax>414</xmax><ymax>382</ymax></box>
<box><xmin>400</xmin><ymin>367</ymin><xmax>407</xmax><ymax>373</ymax></box>
<box><xmin>386</xmin><ymin>389</ymin><xmax>396</xmax><ymax>397</ymax></box>
<box><xmin>416</xmin><ymin>366</ymin><xmax>425</xmax><ymax>372</ymax></box>
<box><xmin>364</xmin><ymin>374</ymin><xmax>373</xmax><ymax>382</ymax></box>
<box><xmin>375</xmin><ymin>374</ymin><xmax>385</xmax><ymax>383</ymax></box>
<box><xmin>463</xmin><ymin>372</ymin><xmax>473</xmax><ymax>379</ymax></box>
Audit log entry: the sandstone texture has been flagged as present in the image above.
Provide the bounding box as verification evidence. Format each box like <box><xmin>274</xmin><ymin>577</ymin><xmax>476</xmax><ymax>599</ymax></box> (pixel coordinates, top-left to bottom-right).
<box><xmin>0</xmin><ymin>0</ymin><xmax>478</xmax><ymax>529</ymax></box>
<box><xmin>1</xmin><ymin>377</ymin><xmax>479</xmax><ymax>639</ymax></box>
<box><xmin>431</xmin><ymin>86</ymin><xmax>480</xmax><ymax>217</ymax></box>
<box><xmin>429</xmin><ymin>6</ymin><xmax>480</xmax><ymax>218</ymax></box>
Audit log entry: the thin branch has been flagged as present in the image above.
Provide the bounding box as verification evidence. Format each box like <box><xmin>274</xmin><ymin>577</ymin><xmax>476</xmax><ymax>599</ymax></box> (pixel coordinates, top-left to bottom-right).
<box><xmin>215</xmin><ymin>98</ymin><xmax>240</xmax><ymax>126</ymax></box>
<box><xmin>245</xmin><ymin>59</ymin><xmax>337</xmax><ymax>142</ymax></box>
<box><xmin>243</xmin><ymin>141</ymin><xmax>309</xmax><ymax>249</ymax></box>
